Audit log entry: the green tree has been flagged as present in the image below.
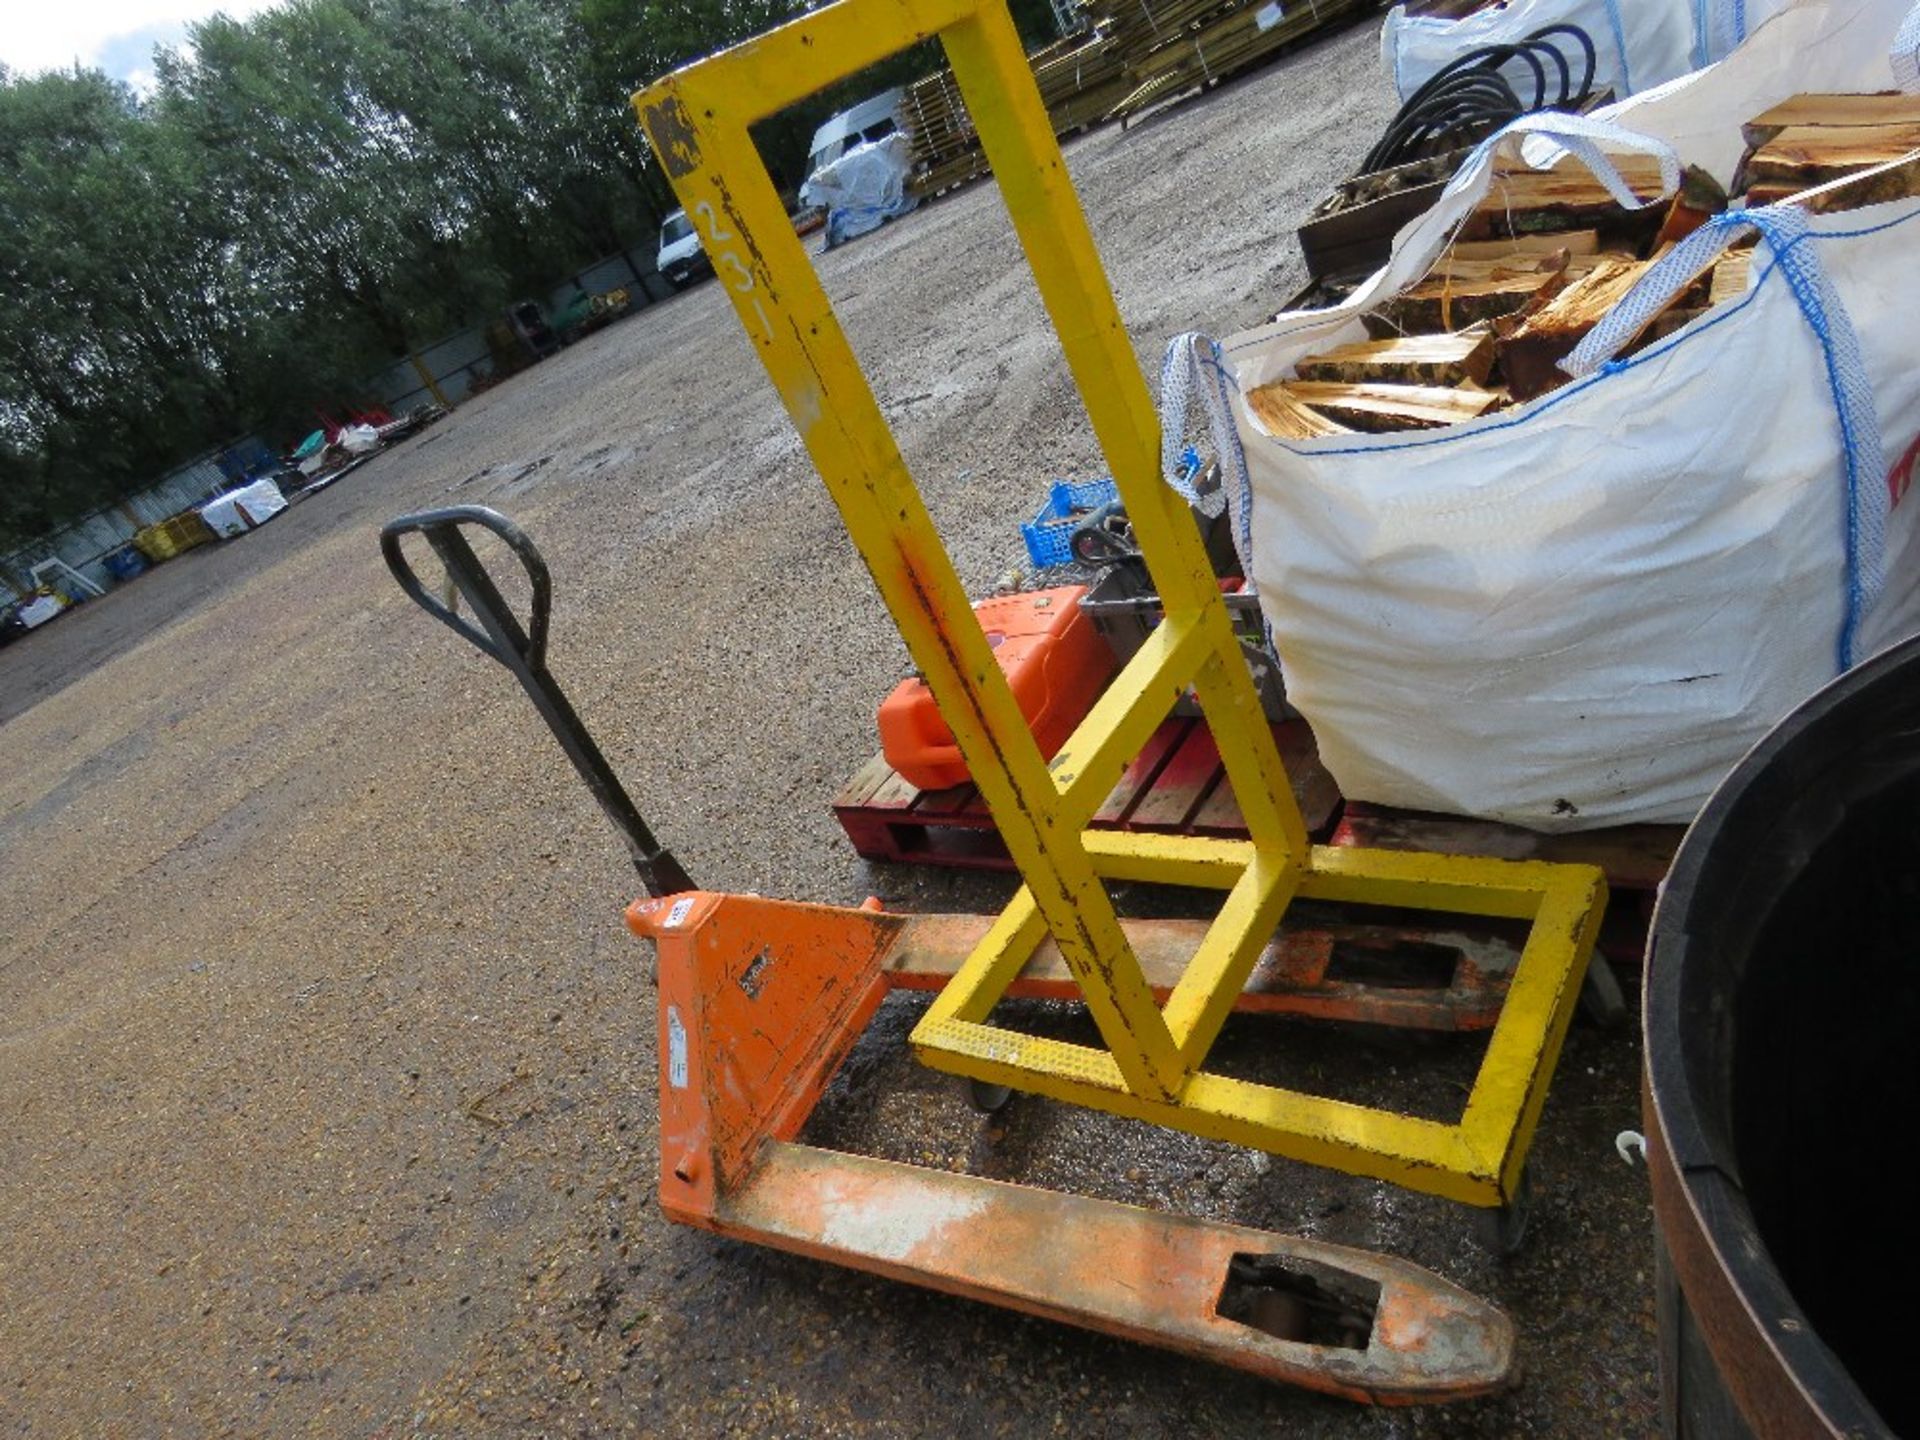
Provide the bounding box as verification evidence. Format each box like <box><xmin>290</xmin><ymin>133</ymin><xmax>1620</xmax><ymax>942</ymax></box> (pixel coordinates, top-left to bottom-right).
<box><xmin>1</xmin><ymin>0</ymin><xmax>1075</xmax><ymax>552</ymax></box>
<box><xmin>155</xmin><ymin>5</ymin><xmax>473</xmax><ymax>355</ymax></box>
<box><xmin>0</xmin><ymin>67</ymin><xmax>263</xmax><ymax>543</ymax></box>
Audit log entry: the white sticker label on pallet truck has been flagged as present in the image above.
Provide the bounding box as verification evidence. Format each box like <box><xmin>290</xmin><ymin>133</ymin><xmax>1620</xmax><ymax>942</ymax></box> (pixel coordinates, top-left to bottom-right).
<box><xmin>667</xmin><ymin>1006</ymin><xmax>688</xmax><ymax>1089</ymax></box>
<box><xmin>663</xmin><ymin>897</ymin><xmax>695</xmax><ymax>929</ymax></box>
<box><xmin>1254</xmin><ymin>2</ymin><xmax>1283</xmax><ymax>27</ymax></box>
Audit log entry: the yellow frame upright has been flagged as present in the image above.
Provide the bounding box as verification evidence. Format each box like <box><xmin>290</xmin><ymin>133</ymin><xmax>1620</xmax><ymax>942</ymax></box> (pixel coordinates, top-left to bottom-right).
<box><xmin>632</xmin><ymin>0</ymin><xmax>1606</xmax><ymax>1207</ymax></box>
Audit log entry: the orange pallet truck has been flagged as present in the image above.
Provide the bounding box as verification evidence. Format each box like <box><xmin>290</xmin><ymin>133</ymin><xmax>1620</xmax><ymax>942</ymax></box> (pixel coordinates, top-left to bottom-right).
<box><xmin>384</xmin><ymin>499</ymin><xmax>1591</xmax><ymax>1404</ymax></box>
<box><xmin>378</xmin><ymin>0</ymin><xmax>1611</xmax><ymax>1404</ymax></box>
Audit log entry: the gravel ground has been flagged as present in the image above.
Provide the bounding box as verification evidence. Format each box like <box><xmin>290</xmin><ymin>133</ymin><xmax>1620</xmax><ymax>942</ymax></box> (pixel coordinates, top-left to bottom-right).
<box><xmin>0</xmin><ymin>18</ymin><xmax>1657</xmax><ymax>1437</ymax></box>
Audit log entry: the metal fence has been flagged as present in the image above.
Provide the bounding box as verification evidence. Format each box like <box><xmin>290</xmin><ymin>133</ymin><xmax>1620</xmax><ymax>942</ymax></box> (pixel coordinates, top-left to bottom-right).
<box><xmin>372</xmin><ymin>246</ymin><xmax>676</xmax><ymax>416</ymax></box>
<box><xmin>3</xmin><ymin>242</ymin><xmax>678</xmax><ymax>609</ymax></box>
<box><xmin>0</xmin><ymin>452</ymin><xmax>249</xmax><ymax>606</ymax></box>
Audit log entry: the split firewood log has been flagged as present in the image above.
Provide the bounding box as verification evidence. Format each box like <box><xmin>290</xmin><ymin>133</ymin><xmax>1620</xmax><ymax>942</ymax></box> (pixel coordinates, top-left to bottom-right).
<box><xmin>1743</xmin><ymin>123</ymin><xmax>1920</xmax><ymax>194</ymax></box>
<box><xmin>1652</xmin><ymin>167</ymin><xmax>1731</xmax><ymax>248</ymax></box>
<box><xmin>1445</xmin><ymin>229</ymin><xmax>1601</xmax><ymax>261</ymax></box>
<box><xmin>1245</xmin><ymin>382</ymin><xmax>1355</xmax><ymax>440</ymax></box>
<box><xmin>1364</xmin><ymin>266</ymin><xmax>1573</xmax><ymax>337</ymax></box>
<box><xmin>1262</xmin><ymin>380</ymin><xmax>1507</xmax><ymax>432</ymax></box>
<box><xmin>1708</xmin><ymin>245</ymin><xmax>1755</xmax><ymax>306</ymax></box>
<box><xmin>1496</xmin><ymin>257</ymin><xmax>1666</xmax><ymax>401</ymax></box>
<box><xmin>1293</xmin><ymin>331</ymin><xmax>1496</xmax><ymax>387</ymax></box>
<box><xmin>1462</xmin><ymin>153</ymin><xmax>1670</xmax><ymax>242</ymax></box>
<box><xmin>1741</xmin><ymin>92</ymin><xmax>1920</xmax><ymax>151</ymax></box>
<box><xmin>1748</xmin><ymin>147</ymin><xmax>1920</xmax><ymax>211</ymax></box>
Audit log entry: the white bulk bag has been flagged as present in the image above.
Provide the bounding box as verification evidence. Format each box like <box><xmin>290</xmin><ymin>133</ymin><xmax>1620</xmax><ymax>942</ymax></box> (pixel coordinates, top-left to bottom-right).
<box><xmin>1380</xmin><ymin>0</ymin><xmax>1701</xmax><ymax>103</ymax></box>
<box><xmin>1162</xmin><ymin>107</ymin><xmax>1920</xmax><ymax>830</ymax></box>
<box><xmin>1594</xmin><ymin>0</ymin><xmax>1920</xmax><ymax>181</ymax></box>
<box><xmin>199</xmin><ymin>477</ymin><xmax>288</xmax><ymax>538</ymax></box>
<box><xmin>1691</xmin><ymin>0</ymin><xmax>1800</xmax><ymax>71</ymax></box>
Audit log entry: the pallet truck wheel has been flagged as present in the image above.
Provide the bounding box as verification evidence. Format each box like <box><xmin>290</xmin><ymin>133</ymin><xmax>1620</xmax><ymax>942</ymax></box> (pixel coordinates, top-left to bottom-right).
<box><xmin>967</xmin><ymin>1078</ymin><xmax>1014</xmax><ymax>1114</ymax></box>
<box><xmin>1476</xmin><ymin>1167</ymin><xmax>1534</xmax><ymax>1258</ymax></box>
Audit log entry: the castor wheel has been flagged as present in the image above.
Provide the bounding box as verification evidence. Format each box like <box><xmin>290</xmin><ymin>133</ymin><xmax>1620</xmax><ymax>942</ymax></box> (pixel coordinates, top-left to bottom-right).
<box><xmin>1476</xmin><ymin>1167</ymin><xmax>1535</xmax><ymax>1257</ymax></box>
<box><xmin>966</xmin><ymin>1078</ymin><xmax>1013</xmax><ymax>1114</ymax></box>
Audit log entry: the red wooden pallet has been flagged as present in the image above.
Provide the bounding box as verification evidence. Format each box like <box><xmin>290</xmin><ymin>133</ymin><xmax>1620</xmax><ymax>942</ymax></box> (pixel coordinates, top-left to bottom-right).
<box><xmin>835</xmin><ymin>723</ymin><xmax>1683</xmax><ymax>899</ymax></box>
<box><xmin>833</xmin><ymin>716</ymin><xmax>1342</xmax><ymax>869</ymax></box>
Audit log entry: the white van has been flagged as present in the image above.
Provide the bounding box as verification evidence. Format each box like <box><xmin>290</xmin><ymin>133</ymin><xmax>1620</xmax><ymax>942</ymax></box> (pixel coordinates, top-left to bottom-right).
<box><xmin>802</xmin><ymin>88</ymin><xmax>909</xmax><ymax>188</ymax></box>
<box><xmin>655</xmin><ymin>209</ymin><xmax>709</xmax><ymax>288</ymax></box>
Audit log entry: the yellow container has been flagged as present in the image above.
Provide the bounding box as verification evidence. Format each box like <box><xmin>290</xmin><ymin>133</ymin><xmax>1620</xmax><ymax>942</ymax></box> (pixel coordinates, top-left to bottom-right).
<box><xmin>132</xmin><ymin>511</ymin><xmax>216</xmax><ymax>563</ymax></box>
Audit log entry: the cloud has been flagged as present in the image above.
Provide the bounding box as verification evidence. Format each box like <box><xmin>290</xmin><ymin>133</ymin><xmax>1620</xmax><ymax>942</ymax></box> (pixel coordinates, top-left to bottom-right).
<box><xmin>1</xmin><ymin>1</ymin><xmax>286</xmax><ymax>81</ymax></box>
<box><xmin>92</xmin><ymin>22</ymin><xmax>192</xmax><ymax>91</ymax></box>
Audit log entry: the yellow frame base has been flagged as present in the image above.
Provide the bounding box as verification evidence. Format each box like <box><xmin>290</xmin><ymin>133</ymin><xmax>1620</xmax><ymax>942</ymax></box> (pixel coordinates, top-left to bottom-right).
<box><xmin>633</xmin><ymin>0</ymin><xmax>1606</xmax><ymax>1209</ymax></box>
<box><xmin>915</xmin><ymin>838</ymin><xmax>1606</xmax><ymax>1205</ymax></box>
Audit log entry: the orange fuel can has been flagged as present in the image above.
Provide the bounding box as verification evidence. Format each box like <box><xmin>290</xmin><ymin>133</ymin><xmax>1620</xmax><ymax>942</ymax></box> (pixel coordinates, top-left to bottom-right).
<box><xmin>877</xmin><ymin>585</ymin><xmax>1115</xmax><ymax>791</ymax></box>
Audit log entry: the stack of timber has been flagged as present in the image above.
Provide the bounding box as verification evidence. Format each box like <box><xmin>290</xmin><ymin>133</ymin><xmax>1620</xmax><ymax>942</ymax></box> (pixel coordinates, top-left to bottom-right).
<box><xmin>905</xmin><ymin>27</ymin><xmax>1132</xmax><ymax>196</ymax></box>
<box><xmin>904</xmin><ymin>0</ymin><xmax>1371</xmax><ymax>195</ymax></box>
<box><xmin>902</xmin><ymin>70</ymin><xmax>982</xmax><ymax>198</ymax></box>
<box><xmin>1102</xmin><ymin>0</ymin><xmax>1374</xmax><ymax>124</ymax></box>
<box><xmin>1035</xmin><ymin>27</ymin><xmax>1133</xmax><ymax>131</ymax></box>
<box><xmin>1250</xmin><ymin>94</ymin><xmax>1920</xmax><ymax>435</ymax></box>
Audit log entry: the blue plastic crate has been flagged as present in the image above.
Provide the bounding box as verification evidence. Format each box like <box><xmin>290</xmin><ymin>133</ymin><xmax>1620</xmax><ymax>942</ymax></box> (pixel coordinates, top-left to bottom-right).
<box><xmin>103</xmin><ymin>546</ymin><xmax>148</xmax><ymax>582</ymax></box>
<box><xmin>1019</xmin><ymin>476</ymin><xmax>1119</xmax><ymax>568</ymax></box>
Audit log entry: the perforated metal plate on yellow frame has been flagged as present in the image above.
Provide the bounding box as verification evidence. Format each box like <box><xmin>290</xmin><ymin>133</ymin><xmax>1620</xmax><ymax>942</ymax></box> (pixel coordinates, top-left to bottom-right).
<box><xmin>632</xmin><ymin>0</ymin><xmax>1607</xmax><ymax>1207</ymax></box>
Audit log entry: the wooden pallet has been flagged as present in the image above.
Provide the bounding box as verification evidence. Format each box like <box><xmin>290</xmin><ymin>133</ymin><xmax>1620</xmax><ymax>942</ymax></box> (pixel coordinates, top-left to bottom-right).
<box><xmin>1330</xmin><ymin>800</ymin><xmax>1681</xmax><ymax>982</ymax></box>
<box><xmin>834</xmin><ymin>716</ymin><xmax>1341</xmax><ymax>868</ymax></box>
<box><xmin>835</xmin><ymin>722</ymin><xmax>1678</xmax><ymax>1013</ymax></box>
<box><xmin>1330</xmin><ymin>802</ymin><xmax>1683</xmax><ymax>894</ymax></box>
<box><xmin>836</xmin><ymin>720</ymin><xmax>1684</xmax><ymax>897</ymax></box>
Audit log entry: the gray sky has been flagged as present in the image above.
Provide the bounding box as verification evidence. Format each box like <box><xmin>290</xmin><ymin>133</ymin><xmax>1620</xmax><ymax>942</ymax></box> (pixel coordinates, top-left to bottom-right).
<box><xmin>1</xmin><ymin>1</ymin><xmax>285</xmax><ymax>87</ymax></box>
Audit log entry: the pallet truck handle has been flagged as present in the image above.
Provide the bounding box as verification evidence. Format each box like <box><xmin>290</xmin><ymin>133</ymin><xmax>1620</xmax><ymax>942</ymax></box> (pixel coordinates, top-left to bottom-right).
<box><xmin>380</xmin><ymin>505</ymin><xmax>696</xmax><ymax>900</ymax></box>
<box><xmin>380</xmin><ymin>504</ymin><xmax>551</xmax><ymax>670</ymax></box>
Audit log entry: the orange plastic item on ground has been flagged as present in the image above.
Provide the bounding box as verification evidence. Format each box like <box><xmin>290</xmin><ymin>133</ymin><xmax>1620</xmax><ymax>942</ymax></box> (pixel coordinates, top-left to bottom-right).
<box><xmin>877</xmin><ymin>585</ymin><xmax>1116</xmax><ymax>791</ymax></box>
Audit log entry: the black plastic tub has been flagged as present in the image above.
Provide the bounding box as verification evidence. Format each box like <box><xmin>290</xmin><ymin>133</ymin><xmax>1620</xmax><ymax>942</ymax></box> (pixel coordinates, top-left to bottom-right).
<box><xmin>1645</xmin><ymin>631</ymin><xmax>1920</xmax><ymax>1438</ymax></box>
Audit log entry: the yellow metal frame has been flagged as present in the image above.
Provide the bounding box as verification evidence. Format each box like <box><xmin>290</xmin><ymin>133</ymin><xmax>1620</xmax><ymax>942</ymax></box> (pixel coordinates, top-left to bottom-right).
<box><xmin>633</xmin><ymin>0</ymin><xmax>1606</xmax><ymax>1207</ymax></box>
